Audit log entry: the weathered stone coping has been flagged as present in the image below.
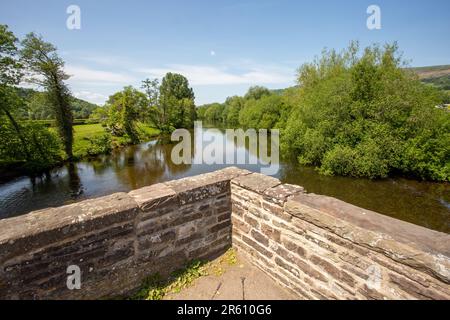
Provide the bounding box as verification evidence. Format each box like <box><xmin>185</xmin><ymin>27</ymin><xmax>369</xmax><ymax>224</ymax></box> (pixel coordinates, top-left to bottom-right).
<box><xmin>0</xmin><ymin>193</ymin><xmax>139</xmax><ymax>262</ymax></box>
<box><xmin>0</xmin><ymin>168</ymin><xmax>246</xmax><ymax>238</ymax></box>
<box><xmin>230</xmin><ymin>172</ymin><xmax>450</xmax><ymax>285</ymax></box>
<box><xmin>286</xmin><ymin>194</ymin><xmax>450</xmax><ymax>283</ymax></box>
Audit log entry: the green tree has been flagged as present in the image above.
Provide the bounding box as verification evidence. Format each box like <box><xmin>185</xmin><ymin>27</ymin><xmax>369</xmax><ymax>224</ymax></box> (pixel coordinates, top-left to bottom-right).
<box><xmin>0</xmin><ymin>25</ymin><xmax>31</xmax><ymax>161</ymax></box>
<box><xmin>0</xmin><ymin>26</ymin><xmax>62</xmax><ymax>172</ymax></box>
<box><xmin>141</xmin><ymin>78</ymin><xmax>160</xmax><ymax>126</ymax></box>
<box><xmin>26</xmin><ymin>91</ymin><xmax>53</xmax><ymax>120</ymax></box>
<box><xmin>202</xmin><ymin>103</ymin><xmax>224</xmax><ymax>123</ymax></box>
<box><xmin>159</xmin><ymin>72</ymin><xmax>196</xmax><ymax>131</ymax></box>
<box><xmin>244</xmin><ymin>86</ymin><xmax>271</xmax><ymax>100</ymax></box>
<box><xmin>223</xmin><ymin>96</ymin><xmax>244</xmax><ymax>127</ymax></box>
<box><xmin>238</xmin><ymin>94</ymin><xmax>286</xmax><ymax>129</ymax></box>
<box><xmin>105</xmin><ymin>86</ymin><xmax>147</xmax><ymax>143</ymax></box>
<box><xmin>283</xmin><ymin>42</ymin><xmax>449</xmax><ymax>181</ymax></box>
<box><xmin>21</xmin><ymin>33</ymin><xmax>74</xmax><ymax>159</ymax></box>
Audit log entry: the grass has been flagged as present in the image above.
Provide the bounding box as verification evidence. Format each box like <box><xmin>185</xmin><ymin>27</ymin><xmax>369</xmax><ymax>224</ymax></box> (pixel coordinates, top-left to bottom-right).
<box><xmin>73</xmin><ymin>123</ymin><xmax>107</xmax><ymax>158</ymax></box>
<box><xmin>131</xmin><ymin>248</ymin><xmax>238</xmax><ymax>300</ymax></box>
<box><xmin>72</xmin><ymin>123</ymin><xmax>160</xmax><ymax>159</ymax></box>
<box><xmin>136</xmin><ymin>122</ymin><xmax>160</xmax><ymax>137</ymax></box>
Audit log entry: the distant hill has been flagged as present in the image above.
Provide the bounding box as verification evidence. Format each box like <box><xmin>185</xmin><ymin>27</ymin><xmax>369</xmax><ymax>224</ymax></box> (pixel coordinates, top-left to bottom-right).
<box><xmin>15</xmin><ymin>87</ymin><xmax>99</xmax><ymax>119</ymax></box>
<box><xmin>409</xmin><ymin>65</ymin><xmax>450</xmax><ymax>79</ymax></box>
<box><xmin>409</xmin><ymin>65</ymin><xmax>450</xmax><ymax>91</ymax></box>
<box><xmin>270</xmin><ymin>86</ymin><xmax>298</xmax><ymax>95</ymax></box>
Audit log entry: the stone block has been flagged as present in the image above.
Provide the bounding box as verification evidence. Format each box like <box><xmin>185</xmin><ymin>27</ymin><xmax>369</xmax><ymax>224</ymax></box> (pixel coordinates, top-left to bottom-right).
<box><xmin>231</xmin><ymin>173</ymin><xmax>281</xmax><ymax>194</ymax></box>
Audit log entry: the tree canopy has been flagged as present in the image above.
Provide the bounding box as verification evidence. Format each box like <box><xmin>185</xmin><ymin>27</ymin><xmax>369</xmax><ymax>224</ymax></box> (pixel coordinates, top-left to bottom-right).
<box><xmin>197</xmin><ymin>43</ymin><xmax>449</xmax><ymax>181</ymax></box>
<box><xmin>21</xmin><ymin>33</ymin><xmax>74</xmax><ymax>159</ymax></box>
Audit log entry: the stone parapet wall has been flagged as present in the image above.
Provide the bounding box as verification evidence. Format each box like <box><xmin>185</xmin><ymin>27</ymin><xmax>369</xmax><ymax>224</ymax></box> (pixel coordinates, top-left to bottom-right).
<box><xmin>1</xmin><ymin>167</ymin><xmax>449</xmax><ymax>300</ymax></box>
<box><xmin>230</xmin><ymin>172</ymin><xmax>450</xmax><ymax>300</ymax></box>
<box><xmin>0</xmin><ymin>167</ymin><xmax>248</xmax><ymax>299</ymax></box>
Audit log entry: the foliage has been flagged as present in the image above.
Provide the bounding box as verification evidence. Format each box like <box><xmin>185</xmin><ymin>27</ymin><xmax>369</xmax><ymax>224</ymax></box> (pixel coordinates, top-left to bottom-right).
<box><xmin>157</xmin><ymin>73</ymin><xmax>196</xmax><ymax>131</ymax></box>
<box><xmin>69</xmin><ymin>97</ymin><xmax>98</xmax><ymax>119</ymax></box>
<box><xmin>0</xmin><ymin>24</ymin><xmax>63</xmax><ymax>172</ymax></box>
<box><xmin>223</xmin><ymin>96</ymin><xmax>244</xmax><ymax>126</ymax></box>
<box><xmin>12</xmin><ymin>86</ymin><xmax>98</xmax><ymax>120</ymax></box>
<box><xmin>71</xmin><ymin>124</ymin><xmax>106</xmax><ymax>158</ymax></box>
<box><xmin>283</xmin><ymin>42</ymin><xmax>449</xmax><ymax>181</ymax></box>
<box><xmin>197</xmin><ymin>86</ymin><xmax>289</xmax><ymax>129</ymax></box>
<box><xmin>200</xmin><ymin>102</ymin><xmax>224</xmax><ymax>123</ymax></box>
<box><xmin>196</xmin><ymin>43</ymin><xmax>449</xmax><ymax>182</ymax></box>
<box><xmin>135</xmin><ymin>121</ymin><xmax>160</xmax><ymax>139</ymax></box>
<box><xmin>0</xmin><ymin>26</ymin><xmax>162</xmax><ymax>176</ymax></box>
<box><xmin>88</xmin><ymin>106</ymin><xmax>109</xmax><ymax>124</ymax></box>
<box><xmin>0</xmin><ymin>116</ymin><xmax>62</xmax><ymax>171</ymax></box>
<box><xmin>422</xmin><ymin>75</ymin><xmax>450</xmax><ymax>91</ymax></box>
<box><xmin>20</xmin><ymin>33</ymin><xmax>74</xmax><ymax>159</ymax></box>
<box><xmin>0</xmin><ymin>24</ymin><xmax>22</xmax><ymax>86</ymax></box>
<box><xmin>239</xmin><ymin>94</ymin><xmax>288</xmax><ymax>129</ymax></box>
<box><xmin>85</xmin><ymin>134</ymin><xmax>112</xmax><ymax>157</ymax></box>
<box><xmin>104</xmin><ymin>86</ymin><xmax>147</xmax><ymax>144</ymax></box>
<box><xmin>244</xmin><ymin>85</ymin><xmax>271</xmax><ymax>100</ymax></box>
<box><xmin>141</xmin><ymin>78</ymin><xmax>160</xmax><ymax>124</ymax></box>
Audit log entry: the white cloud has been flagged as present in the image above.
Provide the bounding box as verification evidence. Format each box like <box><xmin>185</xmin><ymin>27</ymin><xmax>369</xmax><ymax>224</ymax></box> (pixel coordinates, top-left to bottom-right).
<box><xmin>73</xmin><ymin>91</ymin><xmax>108</xmax><ymax>105</ymax></box>
<box><xmin>210</xmin><ymin>50</ymin><xmax>216</xmax><ymax>56</ymax></box>
<box><xmin>65</xmin><ymin>65</ymin><xmax>136</xmax><ymax>84</ymax></box>
<box><xmin>135</xmin><ymin>64</ymin><xmax>293</xmax><ymax>86</ymax></box>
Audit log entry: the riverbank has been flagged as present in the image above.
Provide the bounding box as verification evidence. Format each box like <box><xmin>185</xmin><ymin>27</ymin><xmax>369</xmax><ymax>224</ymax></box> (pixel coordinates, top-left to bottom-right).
<box><xmin>0</xmin><ymin>123</ymin><xmax>161</xmax><ymax>183</ymax></box>
<box><xmin>72</xmin><ymin>123</ymin><xmax>160</xmax><ymax>159</ymax></box>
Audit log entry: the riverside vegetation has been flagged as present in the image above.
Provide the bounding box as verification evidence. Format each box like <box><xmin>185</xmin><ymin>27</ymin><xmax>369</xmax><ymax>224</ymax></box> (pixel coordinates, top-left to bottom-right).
<box><xmin>1</xmin><ymin>24</ymin><xmax>449</xmax><ymax>183</ymax></box>
<box><xmin>0</xmin><ymin>25</ymin><xmax>195</xmax><ymax>178</ymax></box>
<box><xmin>198</xmin><ymin>43</ymin><xmax>450</xmax><ymax>182</ymax></box>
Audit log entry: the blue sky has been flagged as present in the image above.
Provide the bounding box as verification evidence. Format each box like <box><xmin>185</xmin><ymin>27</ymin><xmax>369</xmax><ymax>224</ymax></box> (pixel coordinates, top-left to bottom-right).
<box><xmin>1</xmin><ymin>0</ymin><xmax>449</xmax><ymax>105</ymax></box>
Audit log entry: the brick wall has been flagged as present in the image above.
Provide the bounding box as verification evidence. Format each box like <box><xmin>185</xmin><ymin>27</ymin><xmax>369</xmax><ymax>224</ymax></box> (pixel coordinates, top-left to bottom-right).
<box><xmin>1</xmin><ymin>168</ymin><xmax>449</xmax><ymax>299</ymax></box>
<box><xmin>231</xmin><ymin>172</ymin><xmax>450</xmax><ymax>300</ymax></box>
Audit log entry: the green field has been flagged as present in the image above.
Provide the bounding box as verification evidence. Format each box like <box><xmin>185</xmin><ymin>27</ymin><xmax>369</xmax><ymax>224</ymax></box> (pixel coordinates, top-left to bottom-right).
<box><xmin>73</xmin><ymin>124</ymin><xmax>108</xmax><ymax>158</ymax></box>
<box><xmin>71</xmin><ymin>123</ymin><xmax>160</xmax><ymax>159</ymax></box>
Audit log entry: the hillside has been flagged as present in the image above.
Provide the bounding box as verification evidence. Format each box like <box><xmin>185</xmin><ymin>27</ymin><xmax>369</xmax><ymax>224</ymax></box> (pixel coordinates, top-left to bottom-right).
<box><xmin>15</xmin><ymin>87</ymin><xmax>99</xmax><ymax>119</ymax></box>
<box><xmin>409</xmin><ymin>65</ymin><xmax>450</xmax><ymax>91</ymax></box>
<box><xmin>409</xmin><ymin>65</ymin><xmax>450</xmax><ymax>79</ymax></box>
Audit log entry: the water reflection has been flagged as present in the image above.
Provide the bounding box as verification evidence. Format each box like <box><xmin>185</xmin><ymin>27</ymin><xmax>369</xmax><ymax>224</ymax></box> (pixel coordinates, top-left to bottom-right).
<box><xmin>67</xmin><ymin>162</ymin><xmax>83</xmax><ymax>198</ymax></box>
<box><xmin>0</xmin><ymin>128</ymin><xmax>448</xmax><ymax>234</ymax></box>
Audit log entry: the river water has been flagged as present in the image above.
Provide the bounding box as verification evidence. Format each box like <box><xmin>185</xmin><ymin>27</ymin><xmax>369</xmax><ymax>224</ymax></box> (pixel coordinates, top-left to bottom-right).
<box><xmin>0</xmin><ymin>128</ymin><xmax>449</xmax><ymax>233</ymax></box>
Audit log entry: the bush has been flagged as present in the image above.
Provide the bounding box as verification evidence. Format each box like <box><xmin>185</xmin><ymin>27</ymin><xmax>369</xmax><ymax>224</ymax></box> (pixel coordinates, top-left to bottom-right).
<box><xmin>283</xmin><ymin>42</ymin><xmax>450</xmax><ymax>181</ymax></box>
<box><xmin>320</xmin><ymin>145</ymin><xmax>356</xmax><ymax>176</ymax></box>
<box><xmin>0</xmin><ymin>119</ymin><xmax>62</xmax><ymax>172</ymax></box>
<box><xmin>85</xmin><ymin>134</ymin><xmax>112</xmax><ymax>156</ymax></box>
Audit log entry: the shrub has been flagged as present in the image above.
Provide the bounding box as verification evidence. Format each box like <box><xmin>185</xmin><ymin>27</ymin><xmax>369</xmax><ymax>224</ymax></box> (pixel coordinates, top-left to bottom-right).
<box><xmin>86</xmin><ymin>134</ymin><xmax>112</xmax><ymax>156</ymax></box>
<box><xmin>0</xmin><ymin>119</ymin><xmax>62</xmax><ymax>172</ymax></box>
<box><xmin>283</xmin><ymin>42</ymin><xmax>450</xmax><ymax>181</ymax></box>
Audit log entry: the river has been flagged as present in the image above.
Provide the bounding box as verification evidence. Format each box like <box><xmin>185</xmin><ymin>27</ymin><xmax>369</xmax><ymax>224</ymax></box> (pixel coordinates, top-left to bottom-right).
<box><xmin>0</xmin><ymin>127</ymin><xmax>449</xmax><ymax>233</ymax></box>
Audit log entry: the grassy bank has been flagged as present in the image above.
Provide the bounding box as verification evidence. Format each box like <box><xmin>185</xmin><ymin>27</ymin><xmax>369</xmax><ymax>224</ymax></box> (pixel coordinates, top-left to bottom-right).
<box><xmin>0</xmin><ymin>123</ymin><xmax>160</xmax><ymax>182</ymax></box>
<box><xmin>72</xmin><ymin>123</ymin><xmax>160</xmax><ymax>159</ymax></box>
